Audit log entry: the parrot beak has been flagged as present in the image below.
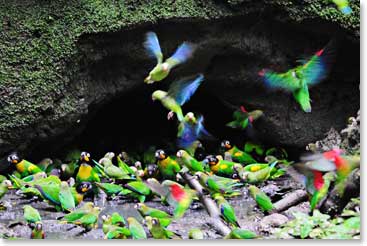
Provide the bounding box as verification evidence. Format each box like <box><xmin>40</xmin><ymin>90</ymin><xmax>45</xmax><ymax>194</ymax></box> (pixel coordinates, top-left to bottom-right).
<box><xmin>12</xmin><ymin>159</ymin><xmax>18</xmax><ymax>164</ymax></box>
<box><xmin>162</xmin><ymin>63</ymin><xmax>169</xmax><ymax>72</ymax></box>
<box><xmin>81</xmin><ymin>187</ymin><xmax>88</xmax><ymax>193</ymax></box>
<box><xmin>84</xmin><ymin>156</ymin><xmax>90</xmax><ymax>162</ymax></box>
<box><xmin>145</xmin><ymin>76</ymin><xmax>153</xmax><ymax>84</ymax></box>
<box><xmin>159</xmin><ymin>153</ymin><xmax>165</xmax><ymax>159</ymax></box>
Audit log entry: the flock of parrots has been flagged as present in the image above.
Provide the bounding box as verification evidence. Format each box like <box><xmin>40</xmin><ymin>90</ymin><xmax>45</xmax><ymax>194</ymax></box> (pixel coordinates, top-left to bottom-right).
<box><xmin>0</xmin><ymin>2</ymin><xmax>358</xmax><ymax>239</ymax></box>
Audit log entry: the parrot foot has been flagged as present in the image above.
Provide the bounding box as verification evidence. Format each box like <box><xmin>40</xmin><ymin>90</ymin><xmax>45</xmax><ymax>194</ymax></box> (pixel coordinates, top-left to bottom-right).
<box><xmin>167</xmin><ymin>111</ymin><xmax>174</xmax><ymax>120</ymax></box>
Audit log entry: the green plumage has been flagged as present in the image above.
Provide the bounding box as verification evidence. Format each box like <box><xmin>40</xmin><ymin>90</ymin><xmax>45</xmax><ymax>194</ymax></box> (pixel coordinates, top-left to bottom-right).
<box><xmin>23</xmin><ymin>205</ymin><xmax>42</xmax><ymax>224</ymax></box>
<box><xmin>136</xmin><ymin>203</ymin><xmax>172</xmax><ymax>227</ymax></box>
<box><xmin>176</xmin><ymin>150</ymin><xmax>204</xmax><ymax>172</ymax></box>
<box><xmin>127</xmin><ymin>217</ymin><xmax>147</xmax><ymax>239</ymax></box>
<box><xmin>213</xmin><ymin>194</ymin><xmax>240</xmax><ymax>228</ymax></box>
<box><xmin>59</xmin><ymin>181</ymin><xmax>75</xmax><ymax>212</ymax></box>
<box><xmin>248</xmin><ymin>185</ymin><xmax>273</xmax><ymax>212</ymax></box>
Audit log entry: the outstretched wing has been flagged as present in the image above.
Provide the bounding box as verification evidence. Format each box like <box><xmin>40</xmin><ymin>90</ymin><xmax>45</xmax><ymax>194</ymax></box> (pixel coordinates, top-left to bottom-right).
<box><xmin>144</xmin><ymin>32</ymin><xmax>163</xmax><ymax>63</ymax></box>
<box><xmin>166</xmin><ymin>42</ymin><xmax>194</xmax><ymax>69</ymax></box>
<box><xmin>259</xmin><ymin>69</ymin><xmax>300</xmax><ymax>91</ymax></box>
<box><xmin>168</xmin><ymin>74</ymin><xmax>204</xmax><ymax>106</ymax></box>
<box><xmin>196</xmin><ymin>115</ymin><xmax>213</xmax><ymax>139</ymax></box>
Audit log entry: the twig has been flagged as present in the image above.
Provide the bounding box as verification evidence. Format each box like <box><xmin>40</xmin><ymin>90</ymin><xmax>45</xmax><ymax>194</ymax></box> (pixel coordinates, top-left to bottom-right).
<box><xmin>179</xmin><ymin>171</ymin><xmax>231</xmax><ymax>236</ymax></box>
<box><xmin>271</xmin><ymin>189</ymin><xmax>308</xmax><ymax>213</ymax></box>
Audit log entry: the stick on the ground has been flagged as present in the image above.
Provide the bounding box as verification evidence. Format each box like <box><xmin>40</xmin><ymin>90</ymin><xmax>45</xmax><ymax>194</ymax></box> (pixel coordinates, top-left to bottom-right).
<box><xmin>271</xmin><ymin>189</ymin><xmax>308</xmax><ymax>213</ymax></box>
<box><xmin>179</xmin><ymin>171</ymin><xmax>231</xmax><ymax>236</ymax></box>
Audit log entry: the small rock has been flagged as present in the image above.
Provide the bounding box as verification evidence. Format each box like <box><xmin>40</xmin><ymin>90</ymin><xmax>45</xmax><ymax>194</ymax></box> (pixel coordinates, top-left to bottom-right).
<box><xmin>282</xmin><ymin>202</ymin><xmax>310</xmax><ymax>219</ymax></box>
<box><xmin>259</xmin><ymin>213</ymin><xmax>289</xmax><ymax>233</ymax></box>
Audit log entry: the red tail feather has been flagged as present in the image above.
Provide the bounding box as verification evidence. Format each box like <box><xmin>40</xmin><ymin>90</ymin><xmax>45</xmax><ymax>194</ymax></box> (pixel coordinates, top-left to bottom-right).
<box><xmin>313</xmin><ymin>170</ymin><xmax>324</xmax><ymax>190</ymax></box>
<box><xmin>315</xmin><ymin>49</ymin><xmax>324</xmax><ymax>57</ymax></box>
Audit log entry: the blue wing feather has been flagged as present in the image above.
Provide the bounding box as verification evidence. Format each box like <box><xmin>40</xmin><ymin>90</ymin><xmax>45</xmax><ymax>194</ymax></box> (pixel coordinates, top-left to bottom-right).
<box><xmin>169</xmin><ymin>74</ymin><xmax>204</xmax><ymax>106</ymax></box>
<box><xmin>144</xmin><ymin>32</ymin><xmax>162</xmax><ymax>63</ymax></box>
<box><xmin>177</xmin><ymin>114</ymin><xmax>212</xmax><ymax>148</ymax></box>
<box><xmin>168</xmin><ymin>42</ymin><xmax>194</xmax><ymax>65</ymax></box>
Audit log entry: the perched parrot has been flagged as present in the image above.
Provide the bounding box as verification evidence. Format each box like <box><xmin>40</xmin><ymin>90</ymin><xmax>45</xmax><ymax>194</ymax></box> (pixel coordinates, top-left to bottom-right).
<box><xmin>213</xmin><ymin>194</ymin><xmax>240</xmax><ymax>228</ymax></box>
<box><xmin>127</xmin><ymin>217</ymin><xmax>147</xmax><ymax>239</ymax></box>
<box><xmin>144</xmin><ymin>31</ymin><xmax>195</xmax><ymax>84</ymax></box>
<box><xmin>23</xmin><ymin>205</ymin><xmax>42</xmax><ymax>225</ymax></box>
<box><xmin>76</xmin><ymin>152</ymin><xmax>100</xmax><ymax>185</ymax></box>
<box><xmin>259</xmin><ymin>40</ymin><xmax>335</xmax><ymax>112</ymax></box>
<box><xmin>145</xmin><ymin>216</ymin><xmax>180</xmax><ymax>239</ymax></box>
<box><xmin>135</xmin><ymin>203</ymin><xmax>172</xmax><ymax>227</ymax></box>
<box><xmin>205</xmin><ymin>155</ymin><xmax>237</xmax><ymax>177</ymax></box>
<box><xmin>31</xmin><ymin>222</ymin><xmax>45</xmax><ymax>239</ymax></box>
<box><xmin>244</xmin><ymin>142</ymin><xmax>265</xmax><ymax>157</ymax></box>
<box><xmin>101</xmin><ymin>158</ymin><xmax>130</xmax><ymax>180</ymax></box>
<box><xmin>155</xmin><ymin>149</ymin><xmax>181</xmax><ymax>180</ymax></box>
<box><xmin>0</xmin><ymin>180</ymin><xmax>12</xmax><ymax>201</ymax></box>
<box><xmin>21</xmin><ymin>172</ymin><xmax>47</xmax><ymax>183</ymax></box>
<box><xmin>239</xmin><ymin>161</ymin><xmax>278</xmax><ymax>183</ymax></box>
<box><xmin>332</xmin><ymin>0</ymin><xmax>352</xmax><ymax>15</ymax></box>
<box><xmin>72</xmin><ymin>182</ymin><xmax>93</xmax><ymax>205</ymax></box>
<box><xmin>72</xmin><ymin>206</ymin><xmax>102</xmax><ymax>231</ymax></box>
<box><xmin>195</xmin><ymin>172</ymin><xmax>241</xmax><ymax>197</ymax></box>
<box><xmin>248</xmin><ymin>185</ymin><xmax>274</xmax><ymax>212</ymax></box>
<box><xmin>116</xmin><ymin>154</ymin><xmax>135</xmax><ymax>176</ymax></box>
<box><xmin>177</xmin><ymin>112</ymin><xmax>212</xmax><ymax>149</ymax></box>
<box><xmin>101</xmin><ymin>214</ymin><xmax>130</xmax><ymax>239</ymax></box>
<box><xmin>185</xmin><ymin>140</ymin><xmax>203</xmax><ymax>157</ymax></box>
<box><xmin>60</xmin><ymin>161</ymin><xmax>78</xmax><ymax>180</ymax></box>
<box><xmin>59</xmin><ymin>181</ymin><xmax>75</xmax><ymax>212</ymax></box>
<box><xmin>162</xmin><ymin>180</ymin><xmax>193</xmax><ymax>218</ymax></box>
<box><xmin>226</xmin><ymin>106</ymin><xmax>263</xmax><ymax>130</ymax></box>
<box><xmin>7</xmin><ymin>152</ymin><xmax>43</xmax><ymax>178</ymax></box>
<box><xmin>60</xmin><ymin>202</ymin><xmax>95</xmax><ymax>223</ymax></box>
<box><xmin>152</xmin><ymin>74</ymin><xmax>204</xmax><ymax>121</ymax></box>
<box><xmin>176</xmin><ymin>150</ymin><xmax>205</xmax><ymax>172</ymax></box>
<box><xmin>145</xmin><ymin>163</ymin><xmax>160</xmax><ymax>179</ymax></box>
<box><xmin>223</xmin><ymin>228</ymin><xmax>257</xmax><ymax>239</ymax></box>
<box><xmin>37</xmin><ymin>158</ymin><xmax>53</xmax><ymax>172</ymax></box>
<box><xmin>221</xmin><ymin>140</ymin><xmax>257</xmax><ymax>165</ymax></box>
<box><xmin>188</xmin><ymin>228</ymin><xmax>204</xmax><ymax>239</ymax></box>
<box><xmin>124</xmin><ymin>180</ymin><xmax>152</xmax><ymax>202</ymax></box>
<box><xmin>95</xmin><ymin>182</ymin><xmax>130</xmax><ymax>198</ymax></box>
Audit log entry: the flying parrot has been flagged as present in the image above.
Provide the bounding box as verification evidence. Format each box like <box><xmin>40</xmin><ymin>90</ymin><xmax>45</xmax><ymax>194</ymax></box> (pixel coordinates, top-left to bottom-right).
<box><xmin>7</xmin><ymin>152</ymin><xmax>43</xmax><ymax>178</ymax></box>
<box><xmin>226</xmin><ymin>106</ymin><xmax>264</xmax><ymax>130</ymax></box>
<box><xmin>331</xmin><ymin>0</ymin><xmax>352</xmax><ymax>15</ymax></box>
<box><xmin>152</xmin><ymin>74</ymin><xmax>204</xmax><ymax>121</ymax></box>
<box><xmin>213</xmin><ymin>194</ymin><xmax>240</xmax><ymax>228</ymax></box>
<box><xmin>221</xmin><ymin>140</ymin><xmax>257</xmax><ymax>165</ymax></box>
<box><xmin>176</xmin><ymin>149</ymin><xmax>205</xmax><ymax>172</ymax></box>
<box><xmin>162</xmin><ymin>180</ymin><xmax>194</xmax><ymax>218</ymax></box>
<box><xmin>248</xmin><ymin>185</ymin><xmax>274</xmax><ymax>212</ymax></box>
<box><xmin>259</xmin><ymin>40</ymin><xmax>336</xmax><ymax>112</ymax></box>
<box><xmin>135</xmin><ymin>203</ymin><xmax>173</xmax><ymax>227</ymax></box>
<box><xmin>127</xmin><ymin>217</ymin><xmax>147</xmax><ymax>239</ymax></box>
<box><xmin>144</xmin><ymin>31</ymin><xmax>195</xmax><ymax>84</ymax></box>
<box><xmin>155</xmin><ymin>149</ymin><xmax>181</xmax><ymax>180</ymax></box>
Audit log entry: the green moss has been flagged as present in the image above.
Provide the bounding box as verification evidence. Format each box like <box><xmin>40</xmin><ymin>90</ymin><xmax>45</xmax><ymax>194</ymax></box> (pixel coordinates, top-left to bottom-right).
<box><xmin>0</xmin><ymin>0</ymin><xmax>359</xmax><ymax>143</ymax></box>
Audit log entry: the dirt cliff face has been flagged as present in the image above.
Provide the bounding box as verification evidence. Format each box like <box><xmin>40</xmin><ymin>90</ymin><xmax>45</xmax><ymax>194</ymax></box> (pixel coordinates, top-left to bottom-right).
<box><xmin>0</xmin><ymin>1</ymin><xmax>359</xmax><ymax>169</ymax></box>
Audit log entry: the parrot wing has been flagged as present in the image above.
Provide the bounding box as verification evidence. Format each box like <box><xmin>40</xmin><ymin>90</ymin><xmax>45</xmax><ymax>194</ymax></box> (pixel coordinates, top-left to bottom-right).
<box><xmin>144</xmin><ymin>32</ymin><xmax>163</xmax><ymax>63</ymax></box>
<box><xmin>293</xmin><ymin>82</ymin><xmax>312</xmax><ymax>113</ymax></box>
<box><xmin>165</xmin><ymin>42</ymin><xmax>194</xmax><ymax>69</ymax></box>
<box><xmin>168</xmin><ymin>74</ymin><xmax>204</xmax><ymax>106</ymax></box>
<box><xmin>255</xmin><ymin>193</ymin><xmax>273</xmax><ymax>211</ymax></box>
<box><xmin>300</xmin><ymin>153</ymin><xmax>337</xmax><ymax>172</ymax></box>
<box><xmin>260</xmin><ymin>69</ymin><xmax>300</xmax><ymax>91</ymax></box>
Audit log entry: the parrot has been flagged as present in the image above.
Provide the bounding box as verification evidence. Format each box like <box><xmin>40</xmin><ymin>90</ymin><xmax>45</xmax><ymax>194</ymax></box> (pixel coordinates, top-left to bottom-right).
<box><xmin>194</xmin><ymin>171</ymin><xmax>241</xmax><ymax>197</ymax></box>
<box><xmin>72</xmin><ymin>182</ymin><xmax>93</xmax><ymax>205</ymax></box>
<box><xmin>58</xmin><ymin>181</ymin><xmax>76</xmax><ymax>212</ymax></box>
<box><xmin>101</xmin><ymin>214</ymin><xmax>130</xmax><ymax>239</ymax></box>
<box><xmin>34</xmin><ymin>182</ymin><xmax>62</xmax><ymax>211</ymax></box>
<box><xmin>7</xmin><ymin>152</ymin><xmax>43</xmax><ymax>178</ymax></box>
<box><xmin>221</xmin><ymin>140</ymin><xmax>257</xmax><ymax>165</ymax></box>
<box><xmin>0</xmin><ymin>180</ymin><xmax>12</xmax><ymax>201</ymax></box>
<box><xmin>162</xmin><ymin>180</ymin><xmax>194</xmax><ymax>218</ymax></box>
<box><xmin>238</xmin><ymin>161</ymin><xmax>278</xmax><ymax>183</ymax></box>
<box><xmin>76</xmin><ymin>152</ymin><xmax>100</xmax><ymax>185</ymax></box>
<box><xmin>185</xmin><ymin>140</ymin><xmax>203</xmax><ymax>157</ymax></box>
<box><xmin>300</xmin><ymin>148</ymin><xmax>360</xmax><ymax>196</ymax></box>
<box><xmin>21</xmin><ymin>172</ymin><xmax>47</xmax><ymax>183</ymax></box>
<box><xmin>188</xmin><ymin>228</ymin><xmax>204</xmax><ymax>239</ymax></box>
<box><xmin>244</xmin><ymin>142</ymin><xmax>265</xmax><ymax>157</ymax></box>
<box><xmin>213</xmin><ymin>194</ymin><xmax>240</xmax><ymax>228</ymax></box>
<box><xmin>223</xmin><ymin>228</ymin><xmax>258</xmax><ymax>239</ymax></box>
<box><xmin>124</xmin><ymin>180</ymin><xmax>152</xmax><ymax>202</ymax></box>
<box><xmin>95</xmin><ymin>182</ymin><xmax>131</xmax><ymax>198</ymax></box>
<box><xmin>116</xmin><ymin>154</ymin><xmax>135</xmax><ymax>176</ymax></box>
<box><xmin>61</xmin><ymin>161</ymin><xmax>79</xmax><ymax>180</ymax></box>
<box><xmin>205</xmin><ymin>155</ymin><xmax>237</xmax><ymax>177</ymax></box>
<box><xmin>152</xmin><ymin>74</ymin><xmax>204</xmax><ymax>121</ymax></box>
<box><xmin>109</xmin><ymin>212</ymin><xmax>126</xmax><ymax>227</ymax></box>
<box><xmin>127</xmin><ymin>217</ymin><xmax>147</xmax><ymax>239</ymax></box>
<box><xmin>60</xmin><ymin>202</ymin><xmax>95</xmax><ymax>223</ymax></box>
<box><xmin>155</xmin><ymin>149</ymin><xmax>181</xmax><ymax>180</ymax></box>
<box><xmin>0</xmin><ymin>175</ymin><xmax>7</xmax><ymax>183</ymax></box>
<box><xmin>145</xmin><ymin>216</ymin><xmax>180</xmax><ymax>239</ymax></box>
<box><xmin>226</xmin><ymin>106</ymin><xmax>264</xmax><ymax>130</ymax></box>
<box><xmin>144</xmin><ymin>31</ymin><xmax>195</xmax><ymax>84</ymax></box>
<box><xmin>176</xmin><ymin>150</ymin><xmax>205</xmax><ymax>172</ymax></box>
<box><xmin>177</xmin><ymin>112</ymin><xmax>212</xmax><ymax>149</ymax></box>
<box><xmin>145</xmin><ymin>163</ymin><xmax>160</xmax><ymax>179</ymax></box>
<box><xmin>248</xmin><ymin>185</ymin><xmax>274</xmax><ymax>212</ymax></box>
<box><xmin>31</xmin><ymin>222</ymin><xmax>45</xmax><ymax>239</ymax></box>
<box><xmin>101</xmin><ymin>157</ymin><xmax>130</xmax><ymax>180</ymax></box>
<box><xmin>258</xmin><ymin>40</ymin><xmax>336</xmax><ymax>112</ymax></box>
<box><xmin>243</xmin><ymin>162</ymin><xmax>284</xmax><ymax>179</ymax></box>
<box><xmin>135</xmin><ymin>203</ymin><xmax>173</xmax><ymax>227</ymax></box>
<box><xmin>331</xmin><ymin>0</ymin><xmax>353</xmax><ymax>15</ymax></box>
<box><xmin>37</xmin><ymin>158</ymin><xmax>53</xmax><ymax>172</ymax></box>
<box><xmin>72</xmin><ymin>206</ymin><xmax>102</xmax><ymax>231</ymax></box>
<box><xmin>23</xmin><ymin>205</ymin><xmax>42</xmax><ymax>225</ymax></box>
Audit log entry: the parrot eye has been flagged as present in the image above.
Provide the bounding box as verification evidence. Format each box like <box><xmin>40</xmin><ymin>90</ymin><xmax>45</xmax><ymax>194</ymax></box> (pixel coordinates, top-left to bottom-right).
<box><xmin>152</xmin><ymin>218</ymin><xmax>158</xmax><ymax>225</ymax></box>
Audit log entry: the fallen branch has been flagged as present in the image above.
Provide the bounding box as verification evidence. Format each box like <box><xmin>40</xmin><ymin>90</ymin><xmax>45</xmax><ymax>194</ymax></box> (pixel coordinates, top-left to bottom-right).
<box><xmin>320</xmin><ymin>168</ymin><xmax>360</xmax><ymax>217</ymax></box>
<box><xmin>271</xmin><ymin>189</ymin><xmax>308</xmax><ymax>213</ymax></box>
<box><xmin>179</xmin><ymin>171</ymin><xmax>231</xmax><ymax>236</ymax></box>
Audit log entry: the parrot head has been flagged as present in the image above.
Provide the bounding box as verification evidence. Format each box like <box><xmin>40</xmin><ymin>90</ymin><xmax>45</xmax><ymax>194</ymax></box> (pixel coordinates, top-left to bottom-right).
<box><xmin>77</xmin><ymin>182</ymin><xmax>92</xmax><ymax>193</ymax></box>
<box><xmin>2</xmin><ymin>180</ymin><xmax>12</xmax><ymax>188</ymax></box>
<box><xmin>35</xmin><ymin>222</ymin><xmax>43</xmax><ymax>231</ymax></box>
<box><xmin>162</xmin><ymin>62</ymin><xmax>169</xmax><ymax>72</ymax></box>
<box><xmin>80</xmin><ymin>151</ymin><xmax>91</xmax><ymax>163</ymax></box>
<box><xmin>155</xmin><ymin>149</ymin><xmax>167</xmax><ymax>160</ymax></box>
<box><xmin>221</xmin><ymin>140</ymin><xmax>232</xmax><ymax>150</ymax></box>
<box><xmin>205</xmin><ymin>155</ymin><xmax>219</xmax><ymax>166</ymax></box>
<box><xmin>151</xmin><ymin>90</ymin><xmax>167</xmax><ymax>101</ymax></box>
<box><xmin>147</xmin><ymin>164</ymin><xmax>158</xmax><ymax>176</ymax></box>
<box><xmin>7</xmin><ymin>152</ymin><xmax>20</xmax><ymax>164</ymax></box>
<box><xmin>144</xmin><ymin>74</ymin><xmax>154</xmax><ymax>84</ymax></box>
<box><xmin>134</xmin><ymin>203</ymin><xmax>144</xmax><ymax>210</ymax></box>
<box><xmin>134</xmin><ymin>161</ymin><xmax>142</xmax><ymax>169</ymax></box>
<box><xmin>185</xmin><ymin>112</ymin><xmax>195</xmax><ymax>122</ymax></box>
<box><xmin>176</xmin><ymin>150</ymin><xmax>186</xmax><ymax>158</ymax></box>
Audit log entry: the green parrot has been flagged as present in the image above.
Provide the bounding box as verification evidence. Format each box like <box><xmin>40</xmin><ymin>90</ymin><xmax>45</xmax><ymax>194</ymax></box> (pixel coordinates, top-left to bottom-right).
<box><xmin>100</xmin><ymin>157</ymin><xmax>130</xmax><ymax>180</ymax></box>
<box><xmin>185</xmin><ymin>140</ymin><xmax>203</xmax><ymax>157</ymax></box>
<box><xmin>221</xmin><ymin>140</ymin><xmax>257</xmax><ymax>165</ymax></box>
<box><xmin>240</xmin><ymin>161</ymin><xmax>278</xmax><ymax>183</ymax></box>
<box><xmin>161</xmin><ymin>180</ymin><xmax>194</xmax><ymax>218</ymax></box>
<box><xmin>116</xmin><ymin>154</ymin><xmax>135</xmax><ymax>176</ymax></box>
<box><xmin>37</xmin><ymin>158</ymin><xmax>53</xmax><ymax>172</ymax></box>
<box><xmin>205</xmin><ymin>155</ymin><xmax>237</xmax><ymax>177</ymax></box>
<box><xmin>144</xmin><ymin>31</ymin><xmax>195</xmax><ymax>84</ymax></box>
<box><xmin>331</xmin><ymin>0</ymin><xmax>352</xmax><ymax>15</ymax></box>
<box><xmin>127</xmin><ymin>217</ymin><xmax>147</xmax><ymax>239</ymax></box>
<box><xmin>155</xmin><ymin>149</ymin><xmax>181</xmax><ymax>180</ymax></box>
<box><xmin>243</xmin><ymin>162</ymin><xmax>284</xmax><ymax>179</ymax></box>
<box><xmin>60</xmin><ymin>161</ymin><xmax>78</xmax><ymax>180</ymax></box>
<box><xmin>7</xmin><ymin>152</ymin><xmax>43</xmax><ymax>178</ymax></box>
<box><xmin>0</xmin><ymin>175</ymin><xmax>7</xmax><ymax>183</ymax></box>
<box><xmin>213</xmin><ymin>194</ymin><xmax>240</xmax><ymax>228</ymax></box>
<box><xmin>188</xmin><ymin>228</ymin><xmax>204</xmax><ymax>239</ymax></box>
<box><xmin>195</xmin><ymin>172</ymin><xmax>241</xmax><ymax>197</ymax></box>
<box><xmin>152</xmin><ymin>74</ymin><xmax>204</xmax><ymax>121</ymax></box>
<box><xmin>72</xmin><ymin>182</ymin><xmax>92</xmax><ymax>205</ymax></box>
<box><xmin>23</xmin><ymin>205</ymin><xmax>42</xmax><ymax>225</ymax></box>
<box><xmin>72</xmin><ymin>206</ymin><xmax>102</xmax><ymax>231</ymax></box>
<box><xmin>34</xmin><ymin>182</ymin><xmax>62</xmax><ymax>210</ymax></box>
<box><xmin>135</xmin><ymin>203</ymin><xmax>172</xmax><ymax>227</ymax></box>
<box><xmin>31</xmin><ymin>222</ymin><xmax>45</xmax><ymax>239</ymax></box>
<box><xmin>248</xmin><ymin>185</ymin><xmax>274</xmax><ymax>212</ymax></box>
<box><xmin>96</xmin><ymin>182</ymin><xmax>131</xmax><ymax>198</ymax></box>
<box><xmin>124</xmin><ymin>180</ymin><xmax>152</xmax><ymax>202</ymax></box>
<box><xmin>259</xmin><ymin>40</ymin><xmax>335</xmax><ymax>112</ymax></box>
<box><xmin>244</xmin><ymin>142</ymin><xmax>265</xmax><ymax>156</ymax></box>
<box><xmin>145</xmin><ymin>216</ymin><xmax>180</xmax><ymax>239</ymax></box>
<box><xmin>101</xmin><ymin>214</ymin><xmax>131</xmax><ymax>239</ymax></box>
<box><xmin>59</xmin><ymin>181</ymin><xmax>75</xmax><ymax>212</ymax></box>
<box><xmin>60</xmin><ymin>202</ymin><xmax>95</xmax><ymax>223</ymax></box>
<box><xmin>176</xmin><ymin>150</ymin><xmax>204</xmax><ymax>172</ymax></box>
<box><xmin>21</xmin><ymin>172</ymin><xmax>47</xmax><ymax>183</ymax></box>
<box><xmin>0</xmin><ymin>180</ymin><xmax>12</xmax><ymax>201</ymax></box>
<box><xmin>224</xmin><ymin>228</ymin><xmax>257</xmax><ymax>239</ymax></box>
<box><xmin>226</xmin><ymin>106</ymin><xmax>263</xmax><ymax>130</ymax></box>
